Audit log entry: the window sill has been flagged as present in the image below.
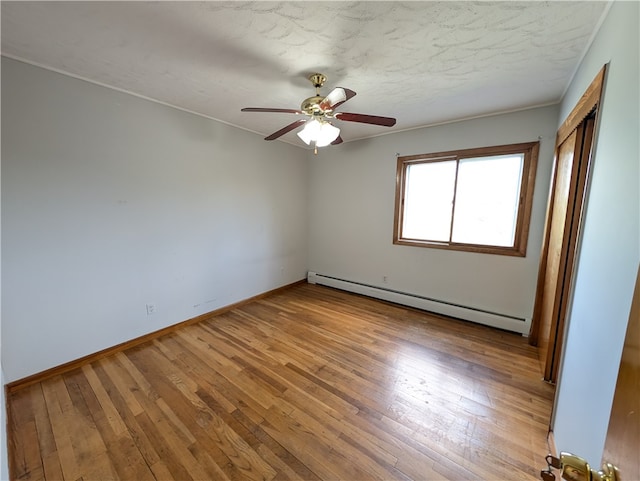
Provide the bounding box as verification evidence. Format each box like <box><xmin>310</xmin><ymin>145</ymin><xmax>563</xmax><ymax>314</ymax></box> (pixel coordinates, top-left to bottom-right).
<box><xmin>393</xmin><ymin>238</ymin><xmax>526</xmax><ymax>257</ymax></box>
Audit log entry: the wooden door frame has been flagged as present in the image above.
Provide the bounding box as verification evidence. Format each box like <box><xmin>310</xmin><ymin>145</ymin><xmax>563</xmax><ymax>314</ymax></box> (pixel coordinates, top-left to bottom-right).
<box><xmin>528</xmin><ymin>66</ymin><xmax>607</xmax><ymax>382</ymax></box>
<box><xmin>602</xmin><ymin>265</ymin><xmax>640</xmax><ymax>478</ymax></box>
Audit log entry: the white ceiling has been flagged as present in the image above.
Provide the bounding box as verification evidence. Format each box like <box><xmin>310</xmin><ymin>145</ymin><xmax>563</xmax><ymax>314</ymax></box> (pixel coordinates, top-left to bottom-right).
<box><xmin>1</xmin><ymin>1</ymin><xmax>609</xmax><ymax>147</ymax></box>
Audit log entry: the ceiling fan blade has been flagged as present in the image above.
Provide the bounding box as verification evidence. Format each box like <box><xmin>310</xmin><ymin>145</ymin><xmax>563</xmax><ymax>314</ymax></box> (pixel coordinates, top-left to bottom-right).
<box><xmin>264</xmin><ymin>119</ymin><xmax>307</xmax><ymax>141</ymax></box>
<box><xmin>242</xmin><ymin>107</ymin><xmax>305</xmax><ymax>115</ymax></box>
<box><xmin>335</xmin><ymin>112</ymin><xmax>396</xmax><ymax>127</ymax></box>
<box><xmin>319</xmin><ymin>88</ymin><xmax>356</xmax><ymax>111</ymax></box>
<box><xmin>331</xmin><ymin>135</ymin><xmax>344</xmax><ymax>145</ymax></box>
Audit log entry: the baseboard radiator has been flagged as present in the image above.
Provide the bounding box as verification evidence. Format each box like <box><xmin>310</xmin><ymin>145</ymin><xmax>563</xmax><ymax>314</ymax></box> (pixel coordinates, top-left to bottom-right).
<box><xmin>307</xmin><ymin>272</ymin><xmax>528</xmax><ymax>335</ymax></box>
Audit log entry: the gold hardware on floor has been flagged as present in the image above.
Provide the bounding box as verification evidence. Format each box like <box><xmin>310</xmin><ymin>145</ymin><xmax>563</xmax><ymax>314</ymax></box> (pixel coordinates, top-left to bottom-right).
<box><xmin>541</xmin><ymin>453</ymin><xmax>620</xmax><ymax>481</ymax></box>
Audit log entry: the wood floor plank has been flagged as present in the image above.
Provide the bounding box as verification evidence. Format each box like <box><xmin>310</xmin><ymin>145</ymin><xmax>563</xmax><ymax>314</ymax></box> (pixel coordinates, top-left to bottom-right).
<box><xmin>40</xmin><ymin>379</ymin><xmax>82</xmax><ymax>481</ymax></box>
<box><xmin>80</xmin><ymin>365</ymin><xmax>128</xmax><ymax>437</ymax></box>
<box><xmin>61</xmin><ymin>371</ymin><xmax>119</xmax><ymax>480</ymax></box>
<box><xmin>8</xmin><ymin>283</ymin><xmax>553</xmax><ymax>480</ymax></box>
<box><xmin>71</xmin><ymin>365</ymin><xmax>155</xmax><ymax>481</ymax></box>
<box><xmin>232</xmin><ymin>408</ymin><xmax>322</xmax><ymax>481</ymax></box>
<box><xmin>8</xmin><ymin>385</ymin><xmax>48</xmax><ymax>480</ymax></box>
<box><xmin>133</xmin><ymin>410</ymin><xmax>197</xmax><ymax>481</ymax></box>
<box><xmin>127</xmin><ymin>342</ymin><xmax>277</xmax><ymax>481</ymax></box>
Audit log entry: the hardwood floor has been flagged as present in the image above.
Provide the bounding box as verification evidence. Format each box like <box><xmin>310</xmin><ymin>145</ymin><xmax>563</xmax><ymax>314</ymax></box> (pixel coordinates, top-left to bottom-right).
<box><xmin>8</xmin><ymin>283</ymin><xmax>554</xmax><ymax>480</ymax></box>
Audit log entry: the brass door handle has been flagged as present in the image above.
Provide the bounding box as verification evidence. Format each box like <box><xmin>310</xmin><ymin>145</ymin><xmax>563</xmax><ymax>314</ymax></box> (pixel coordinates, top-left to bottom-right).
<box><xmin>541</xmin><ymin>452</ymin><xmax>621</xmax><ymax>481</ymax></box>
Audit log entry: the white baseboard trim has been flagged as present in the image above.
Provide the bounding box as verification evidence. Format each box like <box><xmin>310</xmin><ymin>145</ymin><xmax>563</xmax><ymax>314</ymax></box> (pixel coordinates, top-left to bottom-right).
<box><xmin>307</xmin><ymin>272</ymin><xmax>529</xmax><ymax>335</ymax></box>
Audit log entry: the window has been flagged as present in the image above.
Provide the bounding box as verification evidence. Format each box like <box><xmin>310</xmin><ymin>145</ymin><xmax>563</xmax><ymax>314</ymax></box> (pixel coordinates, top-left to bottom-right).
<box><xmin>393</xmin><ymin>142</ymin><xmax>539</xmax><ymax>256</ymax></box>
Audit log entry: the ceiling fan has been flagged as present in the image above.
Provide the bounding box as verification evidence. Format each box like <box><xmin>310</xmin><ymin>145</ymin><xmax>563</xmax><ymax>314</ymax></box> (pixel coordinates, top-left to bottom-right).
<box><xmin>241</xmin><ymin>73</ymin><xmax>396</xmax><ymax>153</ymax></box>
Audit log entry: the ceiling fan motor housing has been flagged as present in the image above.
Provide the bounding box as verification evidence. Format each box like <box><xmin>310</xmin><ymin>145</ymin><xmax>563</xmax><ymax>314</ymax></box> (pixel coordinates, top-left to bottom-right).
<box><xmin>302</xmin><ymin>73</ymin><xmax>329</xmax><ymax>115</ymax></box>
<box><xmin>301</xmin><ymin>95</ymin><xmax>326</xmax><ymax>115</ymax></box>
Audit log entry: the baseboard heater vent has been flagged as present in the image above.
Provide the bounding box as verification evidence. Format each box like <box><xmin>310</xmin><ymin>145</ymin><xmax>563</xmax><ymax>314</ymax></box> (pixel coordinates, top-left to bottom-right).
<box><xmin>307</xmin><ymin>272</ymin><xmax>528</xmax><ymax>335</ymax></box>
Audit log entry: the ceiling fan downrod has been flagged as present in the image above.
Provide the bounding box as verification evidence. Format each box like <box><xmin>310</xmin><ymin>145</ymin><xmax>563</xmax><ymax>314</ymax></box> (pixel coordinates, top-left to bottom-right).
<box><xmin>301</xmin><ymin>73</ymin><xmax>328</xmax><ymax>115</ymax></box>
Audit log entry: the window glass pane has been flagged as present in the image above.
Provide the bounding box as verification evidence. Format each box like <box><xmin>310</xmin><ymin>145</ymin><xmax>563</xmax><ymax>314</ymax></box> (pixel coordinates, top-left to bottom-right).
<box><xmin>451</xmin><ymin>154</ymin><xmax>524</xmax><ymax>246</ymax></box>
<box><xmin>403</xmin><ymin>161</ymin><xmax>456</xmax><ymax>241</ymax></box>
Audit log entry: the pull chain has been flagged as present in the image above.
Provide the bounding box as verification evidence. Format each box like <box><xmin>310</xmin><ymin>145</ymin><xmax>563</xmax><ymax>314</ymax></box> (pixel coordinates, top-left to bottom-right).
<box><xmin>540</xmin><ymin>454</ymin><xmax>561</xmax><ymax>481</ymax></box>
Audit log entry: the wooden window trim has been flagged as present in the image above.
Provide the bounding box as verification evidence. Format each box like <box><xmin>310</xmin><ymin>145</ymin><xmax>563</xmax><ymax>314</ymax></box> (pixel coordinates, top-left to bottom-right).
<box><xmin>393</xmin><ymin>141</ymin><xmax>540</xmax><ymax>256</ymax></box>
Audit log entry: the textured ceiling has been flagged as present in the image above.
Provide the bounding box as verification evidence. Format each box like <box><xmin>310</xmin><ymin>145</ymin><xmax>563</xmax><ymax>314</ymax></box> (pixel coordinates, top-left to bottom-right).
<box><xmin>1</xmin><ymin>1</ymin><xmax>609</xmax><ymax>147</ymax></box>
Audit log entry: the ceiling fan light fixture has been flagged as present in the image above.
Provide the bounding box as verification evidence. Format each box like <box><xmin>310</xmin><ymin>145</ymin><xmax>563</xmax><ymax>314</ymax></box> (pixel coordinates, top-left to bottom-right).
<box><xmin>242</xmin><ymin>72</ymin><xmax>396</xmax><ymax>146</ymax></box>
<box><xmin>296</xmin><ymin>119</ymin><xmax>318</xmax><ymax>145</ymax></box>
<box><xmin>297</xmin><ymin>119</ymin><xmax>340</xmax><ymax>147</ymax></box>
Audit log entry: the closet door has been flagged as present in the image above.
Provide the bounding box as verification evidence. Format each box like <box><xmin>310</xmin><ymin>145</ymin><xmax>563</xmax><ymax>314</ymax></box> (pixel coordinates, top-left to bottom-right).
<box><xmin>535</xmin><ymin>117</ymin><xmax>594</xmax><ymax>382</ymax></box>
<box><xmin>530</xmin><ymin>67</ymin><xmax>605</xmax><ymax>383</ymax></box>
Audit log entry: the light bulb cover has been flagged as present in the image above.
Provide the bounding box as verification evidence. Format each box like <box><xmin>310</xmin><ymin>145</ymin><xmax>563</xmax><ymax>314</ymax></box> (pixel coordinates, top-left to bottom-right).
<box><xmin>297</xmin><ymin>119</ymin><xmax>340</xmax><ymax>147</ymax></box>
<box><xmin>297</xmin><ymin>119</ymin><xmax>321</xmax><ymax>145</ymax></box>
<box><xmin>315</xmin><ymin>122</ymin><xmax>340</xmax><ymax>147</ymax></box>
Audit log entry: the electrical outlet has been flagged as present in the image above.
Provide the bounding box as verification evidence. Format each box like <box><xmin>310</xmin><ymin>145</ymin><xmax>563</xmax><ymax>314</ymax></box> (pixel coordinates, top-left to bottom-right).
<box><xmin>146</xmin><ymin>303</ymin><xmax>157</xmax><ymax>315</ymax></box>
<box><xmin>383</xmin><ymin>276</ymin><xmax>388</xmax><ymax>283</ymax></box>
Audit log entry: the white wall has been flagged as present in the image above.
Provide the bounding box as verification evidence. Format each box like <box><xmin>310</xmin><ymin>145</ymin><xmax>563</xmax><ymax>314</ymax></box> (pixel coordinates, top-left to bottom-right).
<box><xmin>0</xmin><ymin>55</ymin><xmax>8</xmax><ymax>478</ymax></box>
<box><xmin>552</xmin><ymin>1</ymin><xmax>639</xmax><ymax>466</ymax></box>
<box><xmin>0</xmin><ymin>217</ymin><xmax>6</xmax><ymax>481</ymax></box>
<box><xmin>308</xmin><ymin>105</ymin><xmax>558</xmax><ymax>332</ymax></box>
<box><xmin>1</xmin><ymin>57</ymin><xmax>309</xmax><ymax>382</ymax></box>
